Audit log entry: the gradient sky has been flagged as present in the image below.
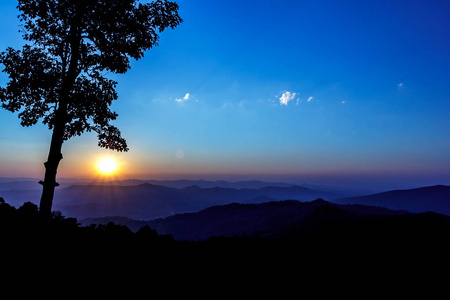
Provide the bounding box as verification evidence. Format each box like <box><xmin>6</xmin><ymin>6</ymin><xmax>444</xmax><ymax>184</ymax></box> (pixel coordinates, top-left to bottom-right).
<box><xmin>1</xmin><ymin>0</ymin><xmax>450</xmax><ymax>189</ymax></box>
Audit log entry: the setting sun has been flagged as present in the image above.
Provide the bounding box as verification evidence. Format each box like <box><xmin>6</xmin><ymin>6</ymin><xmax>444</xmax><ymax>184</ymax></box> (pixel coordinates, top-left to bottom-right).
<box><xmin>97</xmin><ymin>157</ymin><xmax>118</xmax><ymax>175</ymax></box>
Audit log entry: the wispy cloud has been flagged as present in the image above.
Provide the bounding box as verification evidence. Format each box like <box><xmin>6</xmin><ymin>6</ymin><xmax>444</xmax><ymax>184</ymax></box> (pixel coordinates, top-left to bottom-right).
<box><xmin>307</xmin><ymin>96</ymin><xmax>313</xmax><ymax>102</ymax></box>
<box><xmin>175</xmin><ymin>93</ymin><xmax>190</xmax><ymax>102</ymax></box>
<box><xmin>397</xmin><ymin>82</ymin><xmax>404</xmax><ymax>88</ymax></box>
<box><xmin>279</xmin><ymin>91</ymin><xmax>296</xmax><ymax>106</ymax></box>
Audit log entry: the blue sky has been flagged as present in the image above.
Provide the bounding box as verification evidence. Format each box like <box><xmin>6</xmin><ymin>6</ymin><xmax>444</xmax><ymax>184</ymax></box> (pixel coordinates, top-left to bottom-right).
<box><xmin>1</xmin><ymin>0</ymin><xmax>450</xmax><ymax>189</ymax></box>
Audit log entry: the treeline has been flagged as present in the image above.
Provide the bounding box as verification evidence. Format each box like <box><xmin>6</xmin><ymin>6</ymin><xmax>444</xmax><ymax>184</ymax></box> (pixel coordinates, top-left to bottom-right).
<box><xmin>0</xmin><ymin>199</ymin><xmax>174</xmax><ymax>244</ymax></box>
<box><xmin>2</xmin><ymin>199</ymin><xmax>450</xmax><ymax>268</ymax></box>
<box><xmin>3</xmin><ymin>198</ymin><xmax>450</xmax><ymax>288</ymax></box>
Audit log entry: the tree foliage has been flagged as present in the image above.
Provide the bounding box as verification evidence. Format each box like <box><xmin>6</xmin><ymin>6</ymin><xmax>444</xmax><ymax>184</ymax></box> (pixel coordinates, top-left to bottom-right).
<box><xmin>0</xmin><ymin>0</ymin><xmax>182</xmax><ymax>151</ymax></box>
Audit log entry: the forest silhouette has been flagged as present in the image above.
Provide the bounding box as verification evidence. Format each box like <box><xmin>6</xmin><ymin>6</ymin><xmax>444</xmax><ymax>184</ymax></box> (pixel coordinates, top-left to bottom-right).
<box><xmin>2</xmin><ymin>197</ymin><xmax>450</xmax><ymax>273</ymax></box>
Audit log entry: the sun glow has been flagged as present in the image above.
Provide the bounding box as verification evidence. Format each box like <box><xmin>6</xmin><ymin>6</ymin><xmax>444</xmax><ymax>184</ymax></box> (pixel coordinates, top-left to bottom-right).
<box><xmin>96</xmin><ymin>157</ymin><xmax>118</xmax><ymax>175</ymax></box>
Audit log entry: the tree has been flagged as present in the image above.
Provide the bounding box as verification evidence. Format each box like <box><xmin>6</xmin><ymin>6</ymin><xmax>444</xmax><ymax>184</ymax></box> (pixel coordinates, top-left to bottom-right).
<box><xmin>0</xmin><ymin>0</ymin><xmax>182</xmax><ymax>227</ymax></box>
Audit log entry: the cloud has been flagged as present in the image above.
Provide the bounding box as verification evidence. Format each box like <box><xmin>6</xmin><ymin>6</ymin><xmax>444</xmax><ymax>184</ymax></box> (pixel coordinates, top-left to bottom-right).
<box><xmin>341</xmin><ymin>100</ymin><xmax>346</xmax><ymax>104</ymax></box>
<box><xmin>397</xmin><ymin>83</ymin><xmax>404</xmax><ymax>87</ymax></box>
<box><xmin>307</xmin><ymin>96</ymin><xmax>313</xmax><ymax>102</ymax></box>
<box><xmin>175</xmin><ymin>93</ymin><xmax>190</xmax><ymax>102</ymax></box>
<box><xmin>279</xmin><ymin>91</ymin><xmax>296</xmax><ymax>105</ymax></box>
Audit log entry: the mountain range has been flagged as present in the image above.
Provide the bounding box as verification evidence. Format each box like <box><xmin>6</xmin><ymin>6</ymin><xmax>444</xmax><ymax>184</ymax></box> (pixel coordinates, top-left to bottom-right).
<box><xmin>54</xmin><ymin>183</ymin><xmax>337</xmax><ymax>219</ymax></box>
<box><xmin>82</xmin><ymin>198</ymin><xmax>450</xmax><ymax>241</ymax></box>
<box><xmin>2</xmin><ymin>178</ymin><xmax>450</xmax><ymax>242</ymax></box>
<box><xmin>0</xmin><ymin>178</ymin><xmax>301</xmax><ymax>191</ymax></box>
<box><xmin>1</xmin><ymin>179</ymin><xmax>449</xmax><ymax>221</ymax></box>
<box><xmin>1</xmin><ymin>181</ymin><xmax>337</xmax><ymax>219</ymax></box>
<box><xmin>335</xmin><ymin>185</ymin><xmax>450</xmax><ymax>215</ymax></box>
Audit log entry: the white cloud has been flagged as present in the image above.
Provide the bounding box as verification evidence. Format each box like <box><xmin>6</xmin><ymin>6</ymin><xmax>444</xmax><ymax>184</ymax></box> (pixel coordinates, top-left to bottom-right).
<box><xmin>341</xmin><ymin>100</ymin><xmax>346</xmax><ymax>104</ymax></box>
<box><xmin>279</xmin><ymin>91</ymin><xmax>296</xmax><ymax>105</ymax></box>
<box><xmin>398</xmin><ymin>82</ymin><xmax>404</xmax><ymax>87</ymax></box>
<box><xmin>307</xmin><ymin>96</ymin><xmax>313</xmax><ymax>102</ymax></box>
<box><xmin>175</xmin><ymin>93</ymin><xmax>190</xmax><ymax>102</ymax></box>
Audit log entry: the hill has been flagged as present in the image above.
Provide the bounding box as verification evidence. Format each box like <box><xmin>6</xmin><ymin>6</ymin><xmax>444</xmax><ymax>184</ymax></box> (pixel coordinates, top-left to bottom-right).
<box><xmin>51</xmin><ymin>183</ymin><xmax>337</xmax><ymax>219</ymax></box>
<box><xmin>3</xmin><ymin>198</ymin><xmax>450</xmax><ymax>287</ymax></box>
<box><xmin>3</xmin><ymin>180</ymin><xmax>450</xmax><ymax>220</ymax></box>
<box><xmin>83</xmin><ymin>198</ymin><xmax>413</xmax><ymax>241</ymax></box>
<box><xmin>0</xmin><ymin>179</ymin><xmax>340</xmax><ymax>219</ymax></box>
<box><xmin>334</xmin><ymin>185</ymin><xmax>450</xmax><ymax>215</ymax></box>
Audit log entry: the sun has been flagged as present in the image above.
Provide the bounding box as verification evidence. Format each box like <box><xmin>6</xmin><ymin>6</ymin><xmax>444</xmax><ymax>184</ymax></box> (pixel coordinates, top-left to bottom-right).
<box><xmin>96</xmin><ymin>157</ymin><xmax>118</xmax><ymax>175</ymax></box>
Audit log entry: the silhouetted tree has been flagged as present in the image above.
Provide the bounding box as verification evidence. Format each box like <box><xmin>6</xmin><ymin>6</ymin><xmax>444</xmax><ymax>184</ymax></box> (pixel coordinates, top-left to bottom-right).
<box><xmin>0</xmin><ymin>0</ymin><xmax>182</xmax><ymax>226</ymax></box>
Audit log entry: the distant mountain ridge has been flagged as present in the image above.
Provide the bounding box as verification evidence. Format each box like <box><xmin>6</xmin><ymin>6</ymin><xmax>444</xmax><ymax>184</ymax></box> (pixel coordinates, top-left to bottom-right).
<box><xmin>54</xmin><ymin>183</ymin><xmax>337</xmax><ymax>219</ymax></box>
<box><xmin>335</xmin><ymin>185</ymin><xmax>450</xmax><ymax>215</ymax></box>
<box><xmin>0</xmin><ymin>179</ymin><xmax>328</xmax><ymax>208</ymax></box>
<box><xmin>2</xmin><ymin>179</ymin><xmax>450</xmax><ymax>220</ymax></box>
<box><xmin>0</xmin><ymin>178</ymin><xmax>300</xmax><ymax>191</ymax></box>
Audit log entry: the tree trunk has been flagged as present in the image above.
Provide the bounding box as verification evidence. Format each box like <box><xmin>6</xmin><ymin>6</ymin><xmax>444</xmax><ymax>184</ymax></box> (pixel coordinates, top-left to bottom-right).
<box><xmin>39</xmin><ymin>120</ymin><xmax>65</xmax><ymax>229</ymax></box>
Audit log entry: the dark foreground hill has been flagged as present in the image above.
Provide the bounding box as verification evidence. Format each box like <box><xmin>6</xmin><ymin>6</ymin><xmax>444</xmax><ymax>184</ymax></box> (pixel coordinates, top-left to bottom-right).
<box><xmin>335</xmin><ymin>185</ymin><xmax>450</xmax><ymax>215</ymax></box>
<box><xmin>83</xmin><ymin>198</ymin><xmax>447</xmax><ymax>242</ymax></box>
<box><xmin>149</xmin><ymin>199</ymin><xmax>412</xmax><ymax>240</ymax></box>
<box><xmin>2</xmin><ymin>198</ymin><xmax>450</xmax><ymax>287</ymax></box>
<box><xmin>5</xmin><ymin>197</ymin><xmax>450</xmax><ymax>246</ymax></box>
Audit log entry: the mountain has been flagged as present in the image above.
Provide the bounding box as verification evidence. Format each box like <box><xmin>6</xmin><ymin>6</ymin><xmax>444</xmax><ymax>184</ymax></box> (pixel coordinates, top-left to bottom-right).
<box><xmin>334</xmin><ymin>185</ymin><xmax>450</xmax><ymax>215</ymax></box>
<box><xmin>0</xmin><ymin>180</ymin><xmax>42</xmax><ymax>192</ymax></box>
<box><xmin>141</xmin><ymin>179</ymin><xmax>297</xmax><ymax>189</ymax></box>
<box><xmin>82</xmin><ymin>199</ymin><xmax>409</xmax><ymax>240</ymax></box>
<box><xmin>0</xmin><ymin>189</ymin><xmax>42</xmax><ymax>207</ymax></box>
<box><xmin>82</xmin><ymin>199</ymin><xmax>413</xmax><ymax>240</ymax></box>
<box><xmin>147</xmin><ymin>199</ymin><xmax>405</xmax><ymax>241</ymax></box>
<box><xmin>0</xmin><ymin>178</ymin><xmax>301</xmax><ymax>189</ymax></box>
<box><xmin>4</xmin><ymin>178</ymin><xmax>450</xmax><ymax>220</ymax></box>
<box><xmin>46</xmin><ymin>182</ymin><xmax>338</xmax><ymax>219</ymax></box>
<box><xmin>0</xmin><ymin>178</ymin><xmax>341</xmax><ymax>205</ymax></box>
